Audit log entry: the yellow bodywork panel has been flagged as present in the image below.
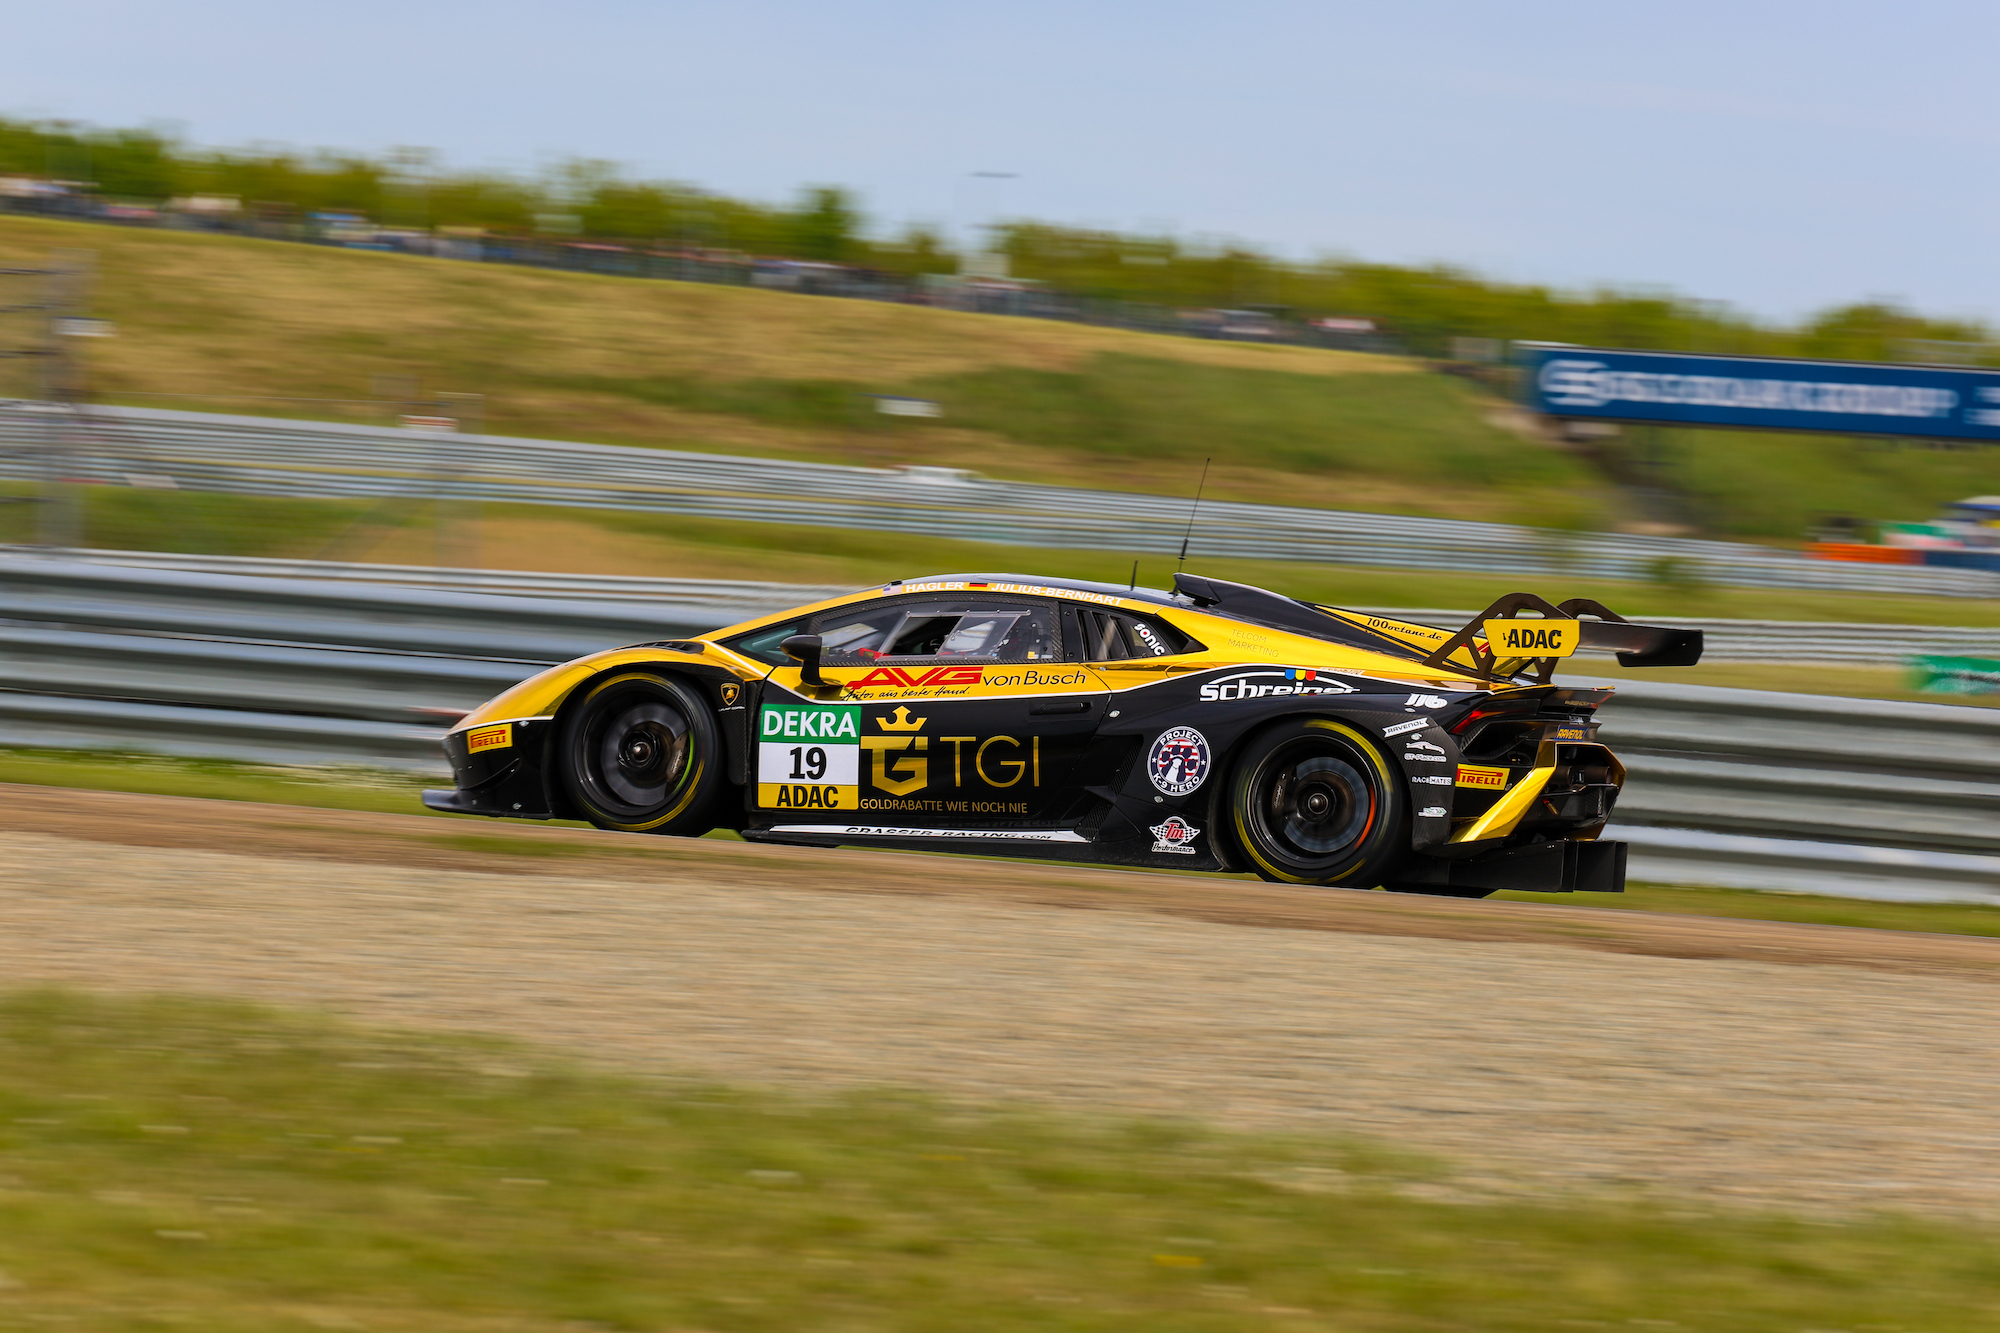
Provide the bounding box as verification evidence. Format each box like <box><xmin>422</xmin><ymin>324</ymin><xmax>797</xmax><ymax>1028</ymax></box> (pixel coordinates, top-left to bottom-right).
<box><xmin>452</xmin><ymin>646</ymin><xmax>741</xmax><ymax>733</ymax></box>
<box><xmin>1451</xmin><ymin>739</ymin><xmax>1560</xmax><ymax>844</ymax></box>
<box><xmin>447</xmin><ymin>581</ymin><xmax>1504</xmax><ymax>739</ymax></box>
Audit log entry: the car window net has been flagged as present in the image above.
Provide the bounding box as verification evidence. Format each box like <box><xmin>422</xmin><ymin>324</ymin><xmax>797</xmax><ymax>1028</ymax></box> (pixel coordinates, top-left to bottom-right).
<box><xmin>817</xmin><ymin>602</ymin><xmax>1060</xmax><ymax>662</ymax></box>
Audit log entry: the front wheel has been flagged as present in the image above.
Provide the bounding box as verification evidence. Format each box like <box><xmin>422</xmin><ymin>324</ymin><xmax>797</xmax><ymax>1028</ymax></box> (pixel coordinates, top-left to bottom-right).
<box><xmin>558</xmin><ymin>671</ymin><xmax>724</xmax><ymax>834</ymax></box>
<box><xmin>1229</xmin><ymin>718</ymin><xmax>1409</xmax><ymax>887</ymax></box>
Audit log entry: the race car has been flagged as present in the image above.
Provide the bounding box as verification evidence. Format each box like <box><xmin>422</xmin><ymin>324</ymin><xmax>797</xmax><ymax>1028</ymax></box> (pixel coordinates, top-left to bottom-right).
<box><xmin>422</xmin><ymin>572</ymin><xmax>1700</xmax><ymax>897</ymax></box>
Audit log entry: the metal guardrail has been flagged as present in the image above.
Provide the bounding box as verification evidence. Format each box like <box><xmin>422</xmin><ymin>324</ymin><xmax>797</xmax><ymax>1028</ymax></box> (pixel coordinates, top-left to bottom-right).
<box><xmin>16</xmin><ymin>549</ymin><xmax>1999</xmax><ymax>665</ymax></box>
<box><xmin>1367</xmin><ymin>606</ymin><xmax>2000</xmax><ymax>665</ymax></box>
<box><xmin>0</xmin><ymin>553</ymin><xmax>1994</xmax><ymax>901</ymax></box>
<box><xmin>5</xmin><ymin>403</ymin><xmax>1999</xmax><ymax>599</ymax></box>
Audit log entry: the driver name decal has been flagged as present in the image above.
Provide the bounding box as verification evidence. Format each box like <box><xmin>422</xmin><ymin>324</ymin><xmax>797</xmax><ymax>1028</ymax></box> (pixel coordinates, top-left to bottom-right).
<box><xmin>757</xmin><ymin>703</ymin><xmax>860</xmax><ymax>810</ymax></box>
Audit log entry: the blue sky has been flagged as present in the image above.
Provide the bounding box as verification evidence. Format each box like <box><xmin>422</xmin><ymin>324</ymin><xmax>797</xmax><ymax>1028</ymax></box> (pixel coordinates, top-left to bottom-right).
<box><xmin>7</xmin><ymin>0</ymin><xmax>1994</xmax><ymax>324</ymax></box>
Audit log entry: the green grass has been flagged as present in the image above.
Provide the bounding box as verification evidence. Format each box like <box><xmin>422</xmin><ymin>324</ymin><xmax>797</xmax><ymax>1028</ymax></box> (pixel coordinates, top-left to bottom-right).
<box><xmin>1672</xmin><ymin>428</ymin><xmax>2000</xmax><ymax>539</ymax></box>
<box><xmin>5</xmin><ymin>212</ymin><xmax>1997</xmax><ymax>540</ymax></box>
<box><xmin>922</xmin><ymin>354</ymin><xmax>1575</xmax><ymax>482</ymax></box>
<box><xmin>2</xmin><ymin>988</ymin><xmax>1996</xmax><ymax>1332</ymax></box>
<box><xmin>0</xmin><ymin>748</ymin><xmax>439</xmax><ymax>815</ymax></box>
<box><xmin>1559</xmin><ymin>659</ymin><xmax>2000</xmax><ymax>707</ymax></box>
<box><xmin>1500</xmin><ymin>880</ymin><xmax>2000</xmax><ymax>935</ymax></box>
<box><xmin>593</xmin><ymin>351</ymin><xmax>1592</xmax><ymax>494</ymax></box>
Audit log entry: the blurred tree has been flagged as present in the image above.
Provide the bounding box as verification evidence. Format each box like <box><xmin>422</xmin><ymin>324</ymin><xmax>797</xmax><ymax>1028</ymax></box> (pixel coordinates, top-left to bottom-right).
<box><xmin>872</xmin><ymin>223</ymin><xmax>958</xmax><ymax>276</ymax></box>
<box><xmin>0</xmin><ymin>115</ymin><xmax>1989</xmax><ymax>364</ymax></box>
<box><xmin>789</xmin><ymin>186</ymin><xmax>859</xmax><ymax>262</ymax></box>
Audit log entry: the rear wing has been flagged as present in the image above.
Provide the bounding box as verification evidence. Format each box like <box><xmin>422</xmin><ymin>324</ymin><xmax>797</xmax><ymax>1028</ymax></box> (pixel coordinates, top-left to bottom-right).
<box><xmin>1338</xmin><ymin>594</ymin><xmax>1702</xmax><ymax>684</ymax></box>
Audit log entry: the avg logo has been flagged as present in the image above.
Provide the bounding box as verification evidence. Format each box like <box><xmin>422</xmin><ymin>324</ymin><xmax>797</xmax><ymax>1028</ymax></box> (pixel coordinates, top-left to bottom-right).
<box><xmin>852</xmin><ymin>665</ymin><xmax>986</xmax><ymax>689</ymax></box>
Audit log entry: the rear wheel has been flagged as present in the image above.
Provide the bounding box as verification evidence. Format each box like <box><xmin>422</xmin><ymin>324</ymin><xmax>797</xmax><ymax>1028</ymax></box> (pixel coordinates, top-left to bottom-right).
<box><xmin>558</xmin><ymin>671</ymin><xmax>723</xmax><ymax>834</ymax></box>
<box><xmin>1229</xmin><ymin>718</ymin><xmax>1409</xmax><ymax>887</ymax></box>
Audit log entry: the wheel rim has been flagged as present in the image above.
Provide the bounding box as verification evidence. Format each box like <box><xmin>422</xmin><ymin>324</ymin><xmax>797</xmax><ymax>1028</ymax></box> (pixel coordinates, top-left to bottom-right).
<box><xmin>582</xmin><ymin>692</ymin><xmax>692</xmax><ymax>815</ymax></box>
<box><xmin>1247</xmin><ymin>739</ymin><xmax>1378</xmax><ymax>866</ymax></box>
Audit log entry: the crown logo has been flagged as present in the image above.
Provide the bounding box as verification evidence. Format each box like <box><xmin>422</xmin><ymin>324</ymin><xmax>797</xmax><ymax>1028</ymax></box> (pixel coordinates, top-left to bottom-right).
<box><xmin>876</xmin><ymin>706</ymin><xmax>927</xmax><ymax>732</ymax></box>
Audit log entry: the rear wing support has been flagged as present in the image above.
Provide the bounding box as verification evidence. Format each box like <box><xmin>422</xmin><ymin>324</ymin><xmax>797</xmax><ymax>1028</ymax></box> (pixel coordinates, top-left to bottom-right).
<box><xmin>1416</xmin><ymin>593</ymin><xmax>1704</xmax><ymax>683</ymax></box>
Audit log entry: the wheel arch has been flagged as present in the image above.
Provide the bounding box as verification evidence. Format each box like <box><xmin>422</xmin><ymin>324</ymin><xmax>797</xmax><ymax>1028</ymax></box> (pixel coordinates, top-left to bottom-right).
<box><xmin>1215</xmin><ymin>707</ymin><xmax>1412</xmax><ymax>887</ymax></box>
<box><xmin>1202</xmin><ymin>706</ymin><xmax>1390</xmax><ymax>874</ymax></box>
<box><xmin>544</xmin><ymin>659</ymin><xmax>752</xmax><ymax>827</ymax></box>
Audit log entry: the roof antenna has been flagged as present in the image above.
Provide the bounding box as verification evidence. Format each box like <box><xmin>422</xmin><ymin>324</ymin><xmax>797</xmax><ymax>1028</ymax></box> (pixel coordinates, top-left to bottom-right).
<box><xmin>1128</xmin><ymin>559</ymin><xmax>1138</xmax><ymax>591</ymax></box>
<box><xmin>1177</xmin><ymin>457</ymin><xmax>1211</xmax><ymax>572</ymax></box>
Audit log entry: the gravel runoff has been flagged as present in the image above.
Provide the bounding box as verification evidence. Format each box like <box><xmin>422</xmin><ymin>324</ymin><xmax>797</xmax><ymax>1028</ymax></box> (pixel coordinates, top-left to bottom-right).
<box><xmin>1</xmin><ymin>830</ymin><xmax>1996</xmax><ymax>1218</ymax></box>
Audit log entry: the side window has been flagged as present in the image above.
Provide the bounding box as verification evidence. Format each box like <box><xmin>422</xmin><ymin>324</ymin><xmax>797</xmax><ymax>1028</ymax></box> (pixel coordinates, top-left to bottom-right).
<box><xmin>1079</xmin><ymin>609</ymin><xmax>1197</xmax><ymax>661</ymax></box>
<box><xmin>726</xmin><ymin>620</ymin><xmax>804</xmax><ymax>665</ymax></box>
<box><xmin>812</xmin><ymin>601</ymin><xmax>1062</xmax><ymax>663</ymax></box>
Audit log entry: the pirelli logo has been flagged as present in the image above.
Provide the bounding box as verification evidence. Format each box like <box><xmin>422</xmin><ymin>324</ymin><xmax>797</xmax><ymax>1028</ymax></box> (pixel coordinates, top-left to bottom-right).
<box><xmin>1455</xmin><ymin>764</ymin><xmax>1510</xmax><ymax>790</ymax></box>
<box><xmin>465</xmin><ymin>724</ymin><xmax>513</xmax><ymax>754</ymax></box>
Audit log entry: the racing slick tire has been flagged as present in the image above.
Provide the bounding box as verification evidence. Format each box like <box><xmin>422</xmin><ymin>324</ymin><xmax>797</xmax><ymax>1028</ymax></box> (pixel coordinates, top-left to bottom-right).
<box><xmin>557</xmin><ymin>671</ymin><xmax>725</xmax><ymax>835</ymax></box>
<box><xmin>1228</xmin><ymin>717</ymin><xmax>1411</xmax><ymax>888</ymax></box>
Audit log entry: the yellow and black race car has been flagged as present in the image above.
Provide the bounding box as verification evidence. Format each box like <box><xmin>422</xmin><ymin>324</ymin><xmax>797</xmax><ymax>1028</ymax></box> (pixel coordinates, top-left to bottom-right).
<box><xmin>423</xmin><ymin>572</ymin><xmax>1701</xmax><ymax>897</ymax></box>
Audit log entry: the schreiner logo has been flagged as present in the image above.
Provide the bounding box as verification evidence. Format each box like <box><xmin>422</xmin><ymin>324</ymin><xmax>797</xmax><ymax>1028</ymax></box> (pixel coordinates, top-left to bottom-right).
<box><xmin>1456</xmin><ymin>764</ymin><xmax>1510</xmax><ymax>790</ymax></box>
<box><xmin>1148</xmin><ymin>726</ymin><xmax>1211</xmax><ymax>796</ymax></box>
<box><xmin>1149</xmin><ymin>816</ymin><xmax>1200</xmax><ymax>855</ymax></box>
<box><xmin>465</xmin><ymin>724</ymin><xmax>512</xmax><ymax>753</ymax></box>
<box><xmin>1198</xmin><ymin>668</ymin><xmax>1356</xmax><ymax>702</ymax></box>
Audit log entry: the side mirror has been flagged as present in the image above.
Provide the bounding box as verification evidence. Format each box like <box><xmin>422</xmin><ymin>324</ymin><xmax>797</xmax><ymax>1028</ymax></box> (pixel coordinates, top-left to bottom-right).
<box><xmin>780</xmin><ymin>633</ymin><xmax>826</xmax><ymax>687</ymax></box>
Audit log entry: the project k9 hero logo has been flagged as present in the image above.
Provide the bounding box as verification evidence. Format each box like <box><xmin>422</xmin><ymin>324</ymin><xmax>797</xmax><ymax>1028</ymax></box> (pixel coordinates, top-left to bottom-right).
<box><xmin>1147</xmin><ymin>727</ymin><xmax>1211</xmax><ymax>797</ymax></box>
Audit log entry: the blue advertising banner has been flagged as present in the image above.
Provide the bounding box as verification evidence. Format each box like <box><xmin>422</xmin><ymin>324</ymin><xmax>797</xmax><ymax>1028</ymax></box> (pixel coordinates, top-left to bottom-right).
<box><xmin>1519</xmin><ymin>344</ymin><xmax>2000</xmax><ymax>443</ymax></box>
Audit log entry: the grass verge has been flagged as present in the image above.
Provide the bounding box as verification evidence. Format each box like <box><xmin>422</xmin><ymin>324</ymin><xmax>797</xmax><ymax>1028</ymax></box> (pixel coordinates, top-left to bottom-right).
<box><xmin>1560</xmin><ymin>660</ymin><xmax>2000</xmax><ymax>707</ymax></box>
<box><xmin>2</xmin><ymin>988</ymin><xmax>1996</xmax><ymax>1332</ymax></box>
<box><xmin>1498</xmin><ymin>881</ymin><xmax>2000</xmax><ymax>936</ymax></box>
<box><xmin>6</xmin><ymin>212</ymin><xmax>1999</xmax><ymax>536</ymax></box>
<box><xmin>0</xmin><ymin>749</ymin><xmax>438</xmax><ymax>816</ymax></box>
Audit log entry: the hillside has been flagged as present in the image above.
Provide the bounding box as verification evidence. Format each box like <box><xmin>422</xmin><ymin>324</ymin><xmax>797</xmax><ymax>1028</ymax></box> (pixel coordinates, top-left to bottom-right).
<box><xmin>1</xmin><ymin>215</ymin><xmax>1995</xmax><ymax>537</ymax></box>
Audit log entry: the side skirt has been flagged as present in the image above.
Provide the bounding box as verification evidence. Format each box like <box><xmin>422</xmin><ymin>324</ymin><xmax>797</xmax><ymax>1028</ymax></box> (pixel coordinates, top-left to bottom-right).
<box><xmin>760</xmin><ymin>824</ymin><xmax>1089</xmax><ymax>844</ymax></box>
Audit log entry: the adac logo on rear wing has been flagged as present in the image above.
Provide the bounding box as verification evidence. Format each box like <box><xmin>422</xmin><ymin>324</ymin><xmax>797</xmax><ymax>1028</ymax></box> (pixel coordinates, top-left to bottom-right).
<box><xmin>1414</xmin><ymin>593</ymin><xmax>1704</xmax><ymax>684</ymax></box>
